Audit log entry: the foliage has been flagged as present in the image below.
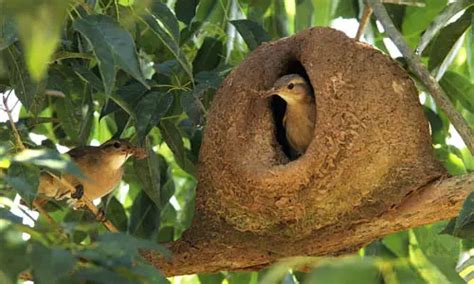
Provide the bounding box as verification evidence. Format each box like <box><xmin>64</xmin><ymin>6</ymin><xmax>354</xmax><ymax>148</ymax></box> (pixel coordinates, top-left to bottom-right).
<box><xmin>0</xmin><ymin>0</ymin><xmax>473</xmax><ymax>283</ymax></box>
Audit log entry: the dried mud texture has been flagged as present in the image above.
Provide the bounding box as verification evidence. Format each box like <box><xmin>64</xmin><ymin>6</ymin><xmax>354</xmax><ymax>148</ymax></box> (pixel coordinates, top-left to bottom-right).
<box><xmin>197</xmin><ymin>27</ymin><xmax>445</xmax><ymax>240</ymax></box>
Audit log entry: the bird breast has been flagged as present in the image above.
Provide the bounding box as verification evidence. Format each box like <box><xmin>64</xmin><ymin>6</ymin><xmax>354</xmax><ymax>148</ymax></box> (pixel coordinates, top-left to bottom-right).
<box><xmin>283</xmin><ymin>102</ymin><xmax>315</xmax><ymax>154</ymax></box>
<box><xmin>78</xmin><ymin>166</ymin><xmax>124</xmax><ymax>200</ymax></box>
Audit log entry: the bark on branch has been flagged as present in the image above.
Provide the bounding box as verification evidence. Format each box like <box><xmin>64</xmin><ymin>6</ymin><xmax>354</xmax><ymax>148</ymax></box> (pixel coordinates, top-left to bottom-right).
<box><xmin>144</xmin><ymin>173</ymin><xmax>474</xmax><ymax>276</ymax></box>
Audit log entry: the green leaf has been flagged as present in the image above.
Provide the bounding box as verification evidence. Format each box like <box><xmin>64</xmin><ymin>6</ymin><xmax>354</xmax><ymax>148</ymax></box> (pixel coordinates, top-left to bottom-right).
<box><xmin>193</xmin><ymin>37</ymin><xmax>223</xmax><ymax>74</ymax></box>
<box><xmin>6</xmin><ymin>46</ymin><xmax>45</xmax><ymax>114</ymax></box>
<box><xmin>417</xmin><ymin>0</ymin><xmax>474</xmax><ymax>54</ymax></box>
<box><xmin>159</xmin><ymin>120</ymin><xmax>196</xmax><ymax>175</ymax></box>
<box><xmin>133</xmin><ymin>148</ymin><xmax>161</xmax><ymax>208</ymax></box>
<box><xmin>181</xmin><ymin>91</ymin><xmax>203</xmax><ymax>126</ymax></box>
<box><xmin>149</xmin><ymin>2</ymin><xmax>180</xmax><ymax>42</ymax></box>
<box><xmin>128</xmin><ymin>191</ymin><xmax>161</xmax><ymax>239</ymax></box>
<box><xmin>134</xmin><ymin>92</ymin><xmax>173</xmax><ymax>142</ymax></box>
<box><xmin>428</xmin><ymin>6</ymin><xmax>474</xmax><ymax>71</ymax></box>
<box><xmin>382</xmin><ymin>231</ymin><xmax>409</xmax><ymax>258</ymax></box>
<box><xmin>264</xmin><ymin>0</ymin><xmax>289</xmax><ymax>38</ymax></box>
<box><xmin>13</xmin><ymin>148</ymin><xmax>82</xmax><ymax>177</ymax></box>
<box><xmin>230</xmin><ymin>19</ymin><xmax>271</xmax><ymax>50</ymax></box>
<box><xmin>410</xmin><ymin>226</ymin><xmax>463</xmax><ymax>283</ymax></box>
<box><xmin>304</xmin><ymin>258</ymin><xmax>381</xmax><ymax>284</ymax></box>
<box><xmin>31</xmin><ymin>243</ymin><xmax>76</xmax><ymax>284</ymax></box>
<box><xmin>440</xmin><ymin>71</ymin><xmax>474</xmax><ymax>113</ymax></box>
<box><xmin>4</xmin><ymin>0</ymin><xmax>72</xmax><ymax>81</ymax></box>
<box><xmin>0</xmin><ymin>229</ymin><xmax>29</xmax><ymax>284</ymax></box>
<box><xmin>312</xmin><ymin>0</ymin><xmax>337</xmax><ymax>27</ymax></box>
<box><xmin>72</xmin><ymin>267</ymin><xmax>134</xmax><ymax>284</ymax></box>
<box><xmin>73</xmin><ymin>15</ymin><xmax>149</xmax><ymax>95</ymax></box>
<box><xmin>454</xmin><ymin>192</ymin><xmax>474</xmax><ymax>238</ymax></box>
<box><xmin>97</xmin><ymin>232</ymin><xmax>170</xmax><ymax>259</ymax></box>
<box><xmin>0</xmin><ymin>208</ymin><xmax>22</xmax><ymax>224</ymax></box>
<box><xmin>48</xmin><ymin>66</ymin><xmax>94</xmax><ymax>144</ymax></box>
<box><xmin>228</xmin><ymin>272</ymin><xmax>259</xmax><ymax>284</ymax></box>
<box><xmin>402</xmin><ymin>0</ymin><xmax>448</xmax><ymax>37</ymax></box>
<box><xmin>6</xmin><ymin>162</ymin><xmax>40</xmax><ymax>206</ymax></box>
<box><xmin>175</xmin><ymin>0</ymin><xmax>199</xmax><ymax>25</ymax></box>
<box><xmin>0</xmin><ymin>18</ymin><xmax>17</xmax><ymax>50</ymax></box>
<box><xmin>130</xmin><ymin>263</ymin><xmax>169</xmax><ymax>284</ymax></box>
<box><xmin>295</xmin><ymin>0</ymin><xmax>314</xmax><ymax>32</ymax></box>
<box><xmin>142</xmin><ymin>8</ymin><xmax>193</xmax><ymax>82</ymax></box>
<box><xmin>195</xmin><ymin>0</ymin><xmax>231</xmax><ymax>28</ymax></box>
<box><xmin>101</xmin><ymin>81</ymin><xmax>148</xmax><ymax>118</ymax></box>
<box><xmin>104</xmin><ymin>197</ymin><xmax>128</xmax><ymax>232</ymax></box>
<box><xmin>468</xmin><ymin>24</ymin><xmax>474</xmax><ymax>81</ymax></box>
<box><xmin>198</xmin><ymin>273</ymin><xmax>226</xmax><ymax>284</ymax></box>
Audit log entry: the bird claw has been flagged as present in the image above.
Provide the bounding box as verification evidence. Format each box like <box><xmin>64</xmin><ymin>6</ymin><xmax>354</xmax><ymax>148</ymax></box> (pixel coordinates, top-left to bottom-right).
<box><xmin>71</xmin><ymin>184</ymin><xmax>84</xmax><ymax>199</ymax></box>
<box><xmin>96</xmin><ymin>208</ymin><xmax>107</xmax><ymax>223</ymax></box>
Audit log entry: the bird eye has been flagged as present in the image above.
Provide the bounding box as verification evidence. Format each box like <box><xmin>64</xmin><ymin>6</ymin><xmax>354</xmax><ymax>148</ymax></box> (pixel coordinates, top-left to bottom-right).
<box><xmin>287</xmin><ymin>83</ymin><xmax>294</xmax><ymax>90</ymax></box>
<box><xmin>113</xmin><ymin>141</ymin><xmax>121</xmax><ymax>148</ymax></box>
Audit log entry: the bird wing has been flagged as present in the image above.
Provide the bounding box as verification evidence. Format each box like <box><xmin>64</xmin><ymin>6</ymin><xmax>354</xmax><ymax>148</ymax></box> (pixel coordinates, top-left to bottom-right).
<box><xmin>67</xmin><ymin>146</ymin><xmax>95</xmax><ymax>159</ymax></box>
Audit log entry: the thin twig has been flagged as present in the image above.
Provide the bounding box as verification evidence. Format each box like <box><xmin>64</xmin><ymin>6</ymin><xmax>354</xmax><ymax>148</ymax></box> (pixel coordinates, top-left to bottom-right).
<box><xmin>355</xmin><ymin>2</ymin><xmax>373</xmax><ymax>41</ymax></box>
<box><xmin>367</xmin><ymin>0</ymin><xmax>474</xmax><ymax>154</ymax></box>
<box><xmin>2</xmin><ymin>94</ymin><xmax>63</xmax><ymax>235</ymax></box>
<box><xmin>3</xmin><ymin>95</ymin><xmax>25</xmax><ymax>151</ymax></box>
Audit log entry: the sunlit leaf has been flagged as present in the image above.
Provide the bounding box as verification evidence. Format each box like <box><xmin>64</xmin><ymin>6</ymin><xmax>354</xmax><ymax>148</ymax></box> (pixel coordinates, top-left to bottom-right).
<box><xmin>6</xmin><ymin>46</ymin><xmax>45</xmax><ymax>114</ymax></box>
<box><xmin>148</xmin><ymin>2</ymin><xmax>180</xmax><ymax>42</ymax></box>
<box><xmin>13</xmin><ymin>148</ymin><xmax>82</xmax><ymax>177</ymax></box>
<box><xmin>4</xmin><ymin>0</ymin><xmax>72</xmax><ymax>81</ymax></box>
<box><xmin>440</xmin><ymin>71</ymin><xmax>474</xmax><ymax>113</ymax></box>
<box><xmin>417</xmin><ymin>0</ymin><xmax>474</xmax><ymax>54</ymax></box>
<box><xmin>428</xmin><ymin>6</ymin><xmax>474</xmax><ymax>71</ymax></box>
<box><xmin>312</xmin><ymin>0</ymin><xmax>337</xmax><ymax>27</ymax></box>
<box><xmin>295</xmin><ymin>0</ymin><xmax>314</xmax><ymax>32</ymax></box>
<box><xmin>414</xmin><ymin>224</ymin><xmax>462</xmax><ymax>283</ymax></box>
<box><xmin>142</xmin><ymin>7</ymin><xmax>193</xmax><ymax>81</ymax></box>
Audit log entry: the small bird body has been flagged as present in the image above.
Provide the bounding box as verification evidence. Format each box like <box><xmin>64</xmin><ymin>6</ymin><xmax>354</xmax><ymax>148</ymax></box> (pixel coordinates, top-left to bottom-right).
<box><xmin>38</xmin><ymin>139</ymin><xmax>145</xmax><ymax>204</ymax></box>
<box><xmin>268</xmin><ymin>74</ymin><xmax>315</xmax><ymax>156</ymax></box>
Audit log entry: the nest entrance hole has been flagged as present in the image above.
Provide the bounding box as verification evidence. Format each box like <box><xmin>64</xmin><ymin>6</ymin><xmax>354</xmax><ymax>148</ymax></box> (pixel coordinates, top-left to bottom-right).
<box><xmin>270</xmin><ymin>59</ymin><xmax>315</xmax><ymax>161</ymax></box>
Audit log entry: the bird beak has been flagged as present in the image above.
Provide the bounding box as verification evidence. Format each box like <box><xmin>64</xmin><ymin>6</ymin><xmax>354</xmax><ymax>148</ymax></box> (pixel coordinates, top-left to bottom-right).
<box><xmin>266</xmin><ymin>88</ymin><xmax>277</xmax><ymax>97</ymax></box>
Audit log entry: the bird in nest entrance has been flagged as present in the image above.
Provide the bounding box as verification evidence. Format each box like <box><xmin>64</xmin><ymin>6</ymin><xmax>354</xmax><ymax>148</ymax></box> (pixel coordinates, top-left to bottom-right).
<box><xmin>267</xmin><ymin>74</ymin><xmax>315</xmax><ymax>159</ymax></box>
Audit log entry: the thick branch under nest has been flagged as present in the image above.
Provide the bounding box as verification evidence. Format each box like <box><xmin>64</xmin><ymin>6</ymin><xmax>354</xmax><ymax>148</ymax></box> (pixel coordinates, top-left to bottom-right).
<box><xmin>143</xmin><ymin>173</ymin><xmax>473</xmax><ymax>276</ymax></box>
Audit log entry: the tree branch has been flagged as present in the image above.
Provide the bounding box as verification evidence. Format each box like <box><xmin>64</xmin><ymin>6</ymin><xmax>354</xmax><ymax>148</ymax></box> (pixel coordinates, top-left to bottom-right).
<box><xmin>144</xmin><ymin>173</ymin><xmax>474</xmax><ymax>276</ymax></box>
<box><xmin>367</xmin><ymin>0</ymin><xmax>474</xmax><ymax>154</ymax></box>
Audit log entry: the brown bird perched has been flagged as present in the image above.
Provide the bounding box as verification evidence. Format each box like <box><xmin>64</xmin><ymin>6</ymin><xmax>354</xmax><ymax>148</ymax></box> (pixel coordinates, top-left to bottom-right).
<box><xmin>268</xmin><ymin>74</ymin><xmax>315</xmax><ymax>157</ymax></box>
<box><xmin>37</xmin><ymin>139</ymin><xmax>147</xmax><ymax>206</ymax></box>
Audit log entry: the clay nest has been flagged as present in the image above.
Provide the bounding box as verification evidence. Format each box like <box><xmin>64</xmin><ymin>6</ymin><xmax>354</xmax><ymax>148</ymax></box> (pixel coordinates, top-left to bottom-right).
<box><xmin>196</xmin><ymin>27</ymin><xmax>445</xmax><ymax>240</ymax></box>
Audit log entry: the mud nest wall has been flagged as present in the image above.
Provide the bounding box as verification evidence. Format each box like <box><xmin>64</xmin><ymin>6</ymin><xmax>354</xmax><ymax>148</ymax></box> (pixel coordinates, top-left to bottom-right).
<box><xmin>197</xmin><ymin>27</ymin><xmax>445</xmax><ymax>240</ymax></box>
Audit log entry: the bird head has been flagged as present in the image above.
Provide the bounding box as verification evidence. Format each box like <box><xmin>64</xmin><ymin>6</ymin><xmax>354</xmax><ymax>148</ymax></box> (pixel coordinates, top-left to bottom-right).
<box><xmin>267</xmin><ymin>74</ymin><xmax>312</xmax><ymax>104</ymax></box>
<box><xmin>99</xmin><ymin>139</ymin><xmax>144</xmax><ymax>169</ymax></box>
